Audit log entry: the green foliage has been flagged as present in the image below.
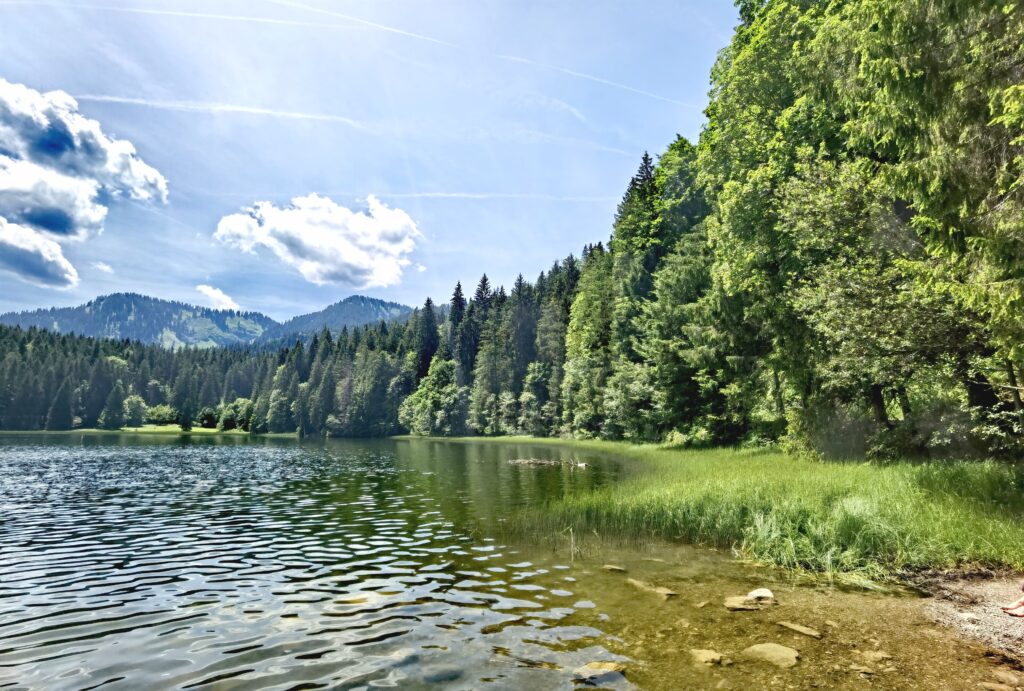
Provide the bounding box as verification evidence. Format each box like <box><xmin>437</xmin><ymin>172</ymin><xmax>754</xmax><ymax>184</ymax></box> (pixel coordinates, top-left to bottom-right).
<box><xmin>145</xmin><ymin>404</ymin><xmax>178</xmax><ymax>426</ymax></box>
<box><xmin>399</xmin><ymin>357</ymin><xmax>468</xmax><ymax>436</ymax></box>
<box><xmin>122</xmin><ymin>395</ymin><xmax>147</xmax><ymax>428</ymax></box>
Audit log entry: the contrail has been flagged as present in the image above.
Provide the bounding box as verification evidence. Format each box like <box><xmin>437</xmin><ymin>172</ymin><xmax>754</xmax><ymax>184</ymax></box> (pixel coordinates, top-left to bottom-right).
<box><xmin>264</xmin><ymin>0</ymin><xmax>456</xmax><ymax>47</ymax></box>
<box><xmin>171</xmin><ymin>184</ymin><xmax>617</xmax><ymax>203</ymax></box>
<box><xmin>264</xmin><ymin>0</ymin><xmax>688</xmax><ymax>105</ymax></box>
<box><xmin>376</xmin><ymin>192</ymin><xmax>618</xmax><ymax>202</ymax></box>
<box><xmin>497</xmin><ymin>55</ymin><xmax>691</xmax><ymax>107</ymax></box>
<box><xmin>0</xmin><ymin>0</ymin><xmax>364</xmax><ymax>29</ymax></box>
<box><xmin>75</xmin><ymin>95</ymin><xmax>368</xmax><ymax>130</ymax></box>
<box><xmin>2</xmin><ymin>0</ymin><xmax>696</xmax><ymax>106</ymax></box>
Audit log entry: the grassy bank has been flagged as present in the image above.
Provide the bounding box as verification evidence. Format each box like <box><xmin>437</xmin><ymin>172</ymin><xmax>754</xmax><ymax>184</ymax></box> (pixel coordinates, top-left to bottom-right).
<box><xmin>445</xmin><ymin>437</ymin><xmax>1024</xmax><ymax>583</ymax></box>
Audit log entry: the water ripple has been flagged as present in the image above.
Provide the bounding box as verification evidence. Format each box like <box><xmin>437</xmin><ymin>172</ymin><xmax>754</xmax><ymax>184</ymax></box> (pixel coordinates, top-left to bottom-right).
<box><xmin>0</xmin><ymin>439</ymin><xmax>628</xmax><ymax>690</ymax></box>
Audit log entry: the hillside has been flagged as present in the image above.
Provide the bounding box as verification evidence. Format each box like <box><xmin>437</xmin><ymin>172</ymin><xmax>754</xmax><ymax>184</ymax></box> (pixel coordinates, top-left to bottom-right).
<box><xmin>0</xmin><ymin>293</ymin><xmax>277</xmax><ymax>348</ymax></box>
<box><xmin>257</xmin><ymin>295</ymin><xmax>412</xmax><ymax>342</ymax></box>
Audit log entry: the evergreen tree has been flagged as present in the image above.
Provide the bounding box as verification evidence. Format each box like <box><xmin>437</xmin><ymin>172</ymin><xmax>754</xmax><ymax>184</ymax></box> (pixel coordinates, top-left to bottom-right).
<box><xmin>45</xmin><ymin>380</ymin><xmax>74</xmax><ymax>431</ymax></box>
<box><xmin>98</xmin><ymin>381</ymin><xmax>127</xmax><ymax>430</ymax></box>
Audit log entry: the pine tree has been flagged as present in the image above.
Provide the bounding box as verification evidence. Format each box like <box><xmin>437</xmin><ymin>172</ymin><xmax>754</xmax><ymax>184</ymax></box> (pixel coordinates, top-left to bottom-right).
<box><xmin>415</xmin><ymin>298</ymin><xmax>440</xmax><ymax>380</ymax></box>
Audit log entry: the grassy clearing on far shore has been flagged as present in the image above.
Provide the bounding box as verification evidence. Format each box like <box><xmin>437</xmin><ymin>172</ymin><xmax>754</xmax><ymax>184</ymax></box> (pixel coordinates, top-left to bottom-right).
<box><xmin>451</xmin><ymin>437</ymin><xmax>1024</xmax><ymax>583</ymax></box>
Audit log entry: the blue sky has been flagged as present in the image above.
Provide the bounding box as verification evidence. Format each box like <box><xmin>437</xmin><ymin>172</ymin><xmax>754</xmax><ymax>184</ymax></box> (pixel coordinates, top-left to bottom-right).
<box><xmin>0</xmin><ymin>0</ymin><xmax>738</xmax><ymax>320</ymax></box>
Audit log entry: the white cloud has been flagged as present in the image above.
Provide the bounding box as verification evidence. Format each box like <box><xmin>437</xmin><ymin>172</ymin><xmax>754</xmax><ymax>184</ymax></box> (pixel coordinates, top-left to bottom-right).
<box><xmin>92</xmin><ymin>261</ymin><xmax>114</xmax><ymax>274</ymax></box>
<box><xmin>196</xmin><ymin>284</ymin><xmax>240</xmax><ymax>311</ymax></box>
<box><xmin>0</xmin><ymin>217</ymin><xmax>79</xmax><ymax>288</ymax></box>
<box><xmin>0</xmin><ymin>78</ymin><xmax>167</xmax><ymax>287</ymax></box>
<box><xmin>215</xmin><ymin>194</ymin><xmax>421</xmax><ymax>288</ymax></box>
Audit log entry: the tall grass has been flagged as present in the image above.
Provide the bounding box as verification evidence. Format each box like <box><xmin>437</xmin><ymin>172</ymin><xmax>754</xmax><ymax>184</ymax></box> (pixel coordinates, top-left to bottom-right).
<box><xmin>494</xmin><ymin>438</ymin><xmax>1024</xmax><ymax>581</ymax></box>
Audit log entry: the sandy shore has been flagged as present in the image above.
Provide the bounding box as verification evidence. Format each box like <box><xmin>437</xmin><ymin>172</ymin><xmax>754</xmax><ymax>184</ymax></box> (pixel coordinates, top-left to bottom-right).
<box><xmin>922</xmin><ymin>574</ymin><xmax>1024</xmax><ymax>672</ymax></box>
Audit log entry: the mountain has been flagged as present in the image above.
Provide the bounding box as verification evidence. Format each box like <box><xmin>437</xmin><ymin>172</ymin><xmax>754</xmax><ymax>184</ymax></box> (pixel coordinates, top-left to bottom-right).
<box><xmin>0</xmin><ymin>293</ymin><xmax>414</xmax><ymax>348</ymax></box>
<box><xmin>257</xmin><ymin>295</ymin><xmax>413</xmax><ymax>342</ymax></box>
<box><xmin>0</xmin><ymin>293</ymin><xmax>279</xmax><ymax>348</ymax></box>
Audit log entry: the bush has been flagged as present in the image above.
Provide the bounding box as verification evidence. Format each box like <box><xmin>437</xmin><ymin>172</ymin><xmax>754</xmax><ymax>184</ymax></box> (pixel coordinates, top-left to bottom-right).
<box><xmin>123</xmin><ymin>395</ymin><xmax>147</xmax><ymax>427</ymax></box>
<box><xmin>145</xmin><ymin>403</ymin><xmax>178</xmax><ymax>425</ymax></box>
<box><xmin>197</xmin><ymin>407</ymin><xmax>219</xmax><ymax>429</ymax></box>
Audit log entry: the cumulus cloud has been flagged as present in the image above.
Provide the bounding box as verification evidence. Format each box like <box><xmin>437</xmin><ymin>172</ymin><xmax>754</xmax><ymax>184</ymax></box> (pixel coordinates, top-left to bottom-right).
<box><xmin>196</xmin><ymin>284</ymin><xmax>240</xmax><ymax>311</ymax></box>
<box><xmin>0</xmin><ymin>217</ymin><xmax>79</xmax><ymax>288</ymax></box>
<box><xmin>215</xmin><ymin>194</ymin><xmax>421</xmax><ymax>288</ymax></box>
<box><xmin>0</xmin><ymin>78</ymin><xmax>167</xmax><ymax>286</ymax></box>
<box><xmin>92</xmin><ymin>261</ymin><xmax>114</xmax><ymax>274</ymax></box>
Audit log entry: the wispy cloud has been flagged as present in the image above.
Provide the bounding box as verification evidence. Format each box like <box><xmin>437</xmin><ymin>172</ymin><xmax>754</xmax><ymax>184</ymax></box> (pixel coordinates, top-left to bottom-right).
<box><xmin>75</xmin><ymin>95</ymin><xmax>368</xmax><ymax>129</ymax></box>
<box><xmin>1</xmin><ymin>0</ymin><xmax>691</xmax><ymax>107</ymax></box>
<box><xmin>92</xmin><ymin>261</ymin><xmax>113</xmax><ymax>274</ymax></box>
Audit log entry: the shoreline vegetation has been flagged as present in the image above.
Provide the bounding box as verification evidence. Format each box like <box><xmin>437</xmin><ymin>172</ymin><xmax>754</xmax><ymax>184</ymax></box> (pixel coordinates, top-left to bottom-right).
<box><xmin>11</xmin><ymin>429</ymin><xmax>1024</xmax><ymax>586</ymax></box>
<box><xmin>440</xmin><ymin>437</ymin><xmax>1024</xmax><ymax>585</ymax></box>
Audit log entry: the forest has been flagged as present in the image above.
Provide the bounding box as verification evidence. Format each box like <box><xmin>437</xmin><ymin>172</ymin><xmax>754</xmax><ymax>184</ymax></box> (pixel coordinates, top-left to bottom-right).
<box><xmin>2</xmin><ymin>0</ymin><xmax>1023</xmax><ymax>459</ymax></box>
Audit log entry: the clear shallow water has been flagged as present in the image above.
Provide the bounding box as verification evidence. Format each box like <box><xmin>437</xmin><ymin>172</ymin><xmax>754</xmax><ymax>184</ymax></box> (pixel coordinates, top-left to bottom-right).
<box><xmin>0</xmin><ymin>436</ymin><xmax>1011</xmax><ymax>690</ymax></box>
<box><xmin>0</xmin><ymin>436</ymin><xmax>631</xmax><ymax>690</ymax></box>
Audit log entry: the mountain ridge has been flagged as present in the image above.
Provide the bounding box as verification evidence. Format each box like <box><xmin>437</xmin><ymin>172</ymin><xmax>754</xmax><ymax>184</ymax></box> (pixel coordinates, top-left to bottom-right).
<box><xmin>0</xmin><ymin>293</ymin><xmax>412</xmax><ymax>348</ymax></box>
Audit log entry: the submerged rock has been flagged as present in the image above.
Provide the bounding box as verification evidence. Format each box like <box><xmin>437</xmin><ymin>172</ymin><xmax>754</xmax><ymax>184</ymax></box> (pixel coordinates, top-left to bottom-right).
<box><xmin>724</xmin><ymin>596</ymin><xmax>761</xmax><ymax>611</ymax></box>
<box><xmin>626</xmin><ymin>578</ymin><xmax>678</xmax><ymax>599</ymax></box>
<box><xmin>574</xmin><ymin>661</ymin><xmax>627</xmax><ymax>682</ymax></box>
<box><xmin>991</xmin><ymin>670</ymin><xmax>1022</xmax><ymax>686</ymax></box>
<box><xmin>602</xmin><ymin>564</ymin><xmax>627</xmax><ymax>573</ymax></box>
<box><xmin>690</xmin><ymin>649</ymin><xmax>723</xmax><ymax>666</ymax></box>
<box><xmin>777</xmin><ymin>621</ymin><xmax>822</xmax><ymax>639</ymax></box>
<box><xmin>741</xmin><ymin>643</ymin><xmax>800</xmax><ymax>669</ymax></box>
<box><xmin>508</xmin><ymin>458</ymin><xmax>561</xmax><ymax>466</ymax></box>
<box><xmin>857</xmin><ymin>650</ymin><xmax>892</xmax><ymax>664</ymax></box>
<box><xmin>724</xmin><ymin>588</ymin><xmax>777</xmax><ymax>611</ymax></box>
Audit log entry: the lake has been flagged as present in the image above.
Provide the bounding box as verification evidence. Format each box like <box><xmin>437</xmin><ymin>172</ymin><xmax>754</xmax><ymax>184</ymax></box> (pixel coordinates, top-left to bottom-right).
<box><xmin>0</xmin><ymin>435</ymin><xmax>1006</xmax><ymax>689</ymax></box>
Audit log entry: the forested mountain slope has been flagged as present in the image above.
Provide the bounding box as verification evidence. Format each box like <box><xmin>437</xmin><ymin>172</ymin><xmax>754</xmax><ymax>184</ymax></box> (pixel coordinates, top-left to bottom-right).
<box><xmin>257</xmin><ymin>296</ymin><xmax>412</xmax><ymax>343</ymax></box>
<box><xmin>0</xmin><ymin>293</ymin><xmax>413</xmax><ymax>349</ymax></box>
<box><xmin>0</xmin><ymin>293</ymin><xmax>277</xmax><ymax>348</ymax></box>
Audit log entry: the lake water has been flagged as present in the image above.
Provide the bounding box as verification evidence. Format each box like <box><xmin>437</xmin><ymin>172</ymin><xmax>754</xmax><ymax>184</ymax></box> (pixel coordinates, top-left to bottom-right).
<box><xmin>0</xmin><ymin>435</ymin><xmax>1008</xmax><ymax>690</ymax></box>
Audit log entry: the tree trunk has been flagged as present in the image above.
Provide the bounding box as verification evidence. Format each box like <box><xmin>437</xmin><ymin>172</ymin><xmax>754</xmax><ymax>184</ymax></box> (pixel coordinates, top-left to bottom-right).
<box><xmin>867</xmin><ymin>384</ymin><xmax>892</xmax><ymax>429</ymax></box>
<box><xmin>896</xmin><ymin>386</ymin><xmax>912</xmax><ymax>420</ymax></box>
<box><xmin>772</xmin><ymin>369</ymin><xmax>785</xmax><ymax>417</ymax></box>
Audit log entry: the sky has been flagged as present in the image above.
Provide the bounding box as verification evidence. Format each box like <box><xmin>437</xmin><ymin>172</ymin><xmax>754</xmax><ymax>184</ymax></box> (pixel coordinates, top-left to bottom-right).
<box><xmin>0</xmin><ymin>0</ymin><xmax>738</xmax><ymax>321</ymax></box>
